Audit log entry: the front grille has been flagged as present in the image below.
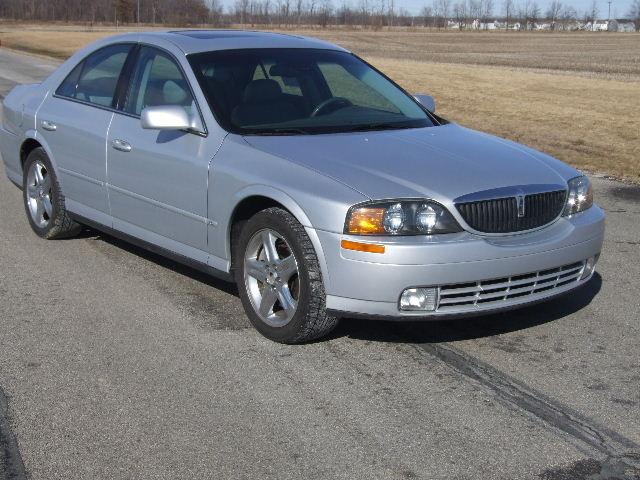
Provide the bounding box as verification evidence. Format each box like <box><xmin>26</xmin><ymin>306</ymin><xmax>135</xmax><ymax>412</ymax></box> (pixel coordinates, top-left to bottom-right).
<box><xmin>436</xmin><ymin>261</ymin><xmax>585</xmax><ymax>313</ymax></box>
<box><xmin>456</xmin><ymin>190</ymin><xmax>566</xmax><ymax>233</ymax></box>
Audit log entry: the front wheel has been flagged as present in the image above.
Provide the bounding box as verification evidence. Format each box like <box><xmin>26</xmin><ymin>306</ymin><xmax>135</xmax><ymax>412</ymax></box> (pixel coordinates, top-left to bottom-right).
<box><xmin>234</xmin><ymin>207</ymin><xmax>338</xmax><ymax>344</ymax></box>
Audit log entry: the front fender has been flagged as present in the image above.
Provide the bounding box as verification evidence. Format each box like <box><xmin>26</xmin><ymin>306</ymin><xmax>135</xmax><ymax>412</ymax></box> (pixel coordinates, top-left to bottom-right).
<box><xmin>221</xmin><ymin>185</ymin><xmax>330</xmax><ymax>283</ymax></box>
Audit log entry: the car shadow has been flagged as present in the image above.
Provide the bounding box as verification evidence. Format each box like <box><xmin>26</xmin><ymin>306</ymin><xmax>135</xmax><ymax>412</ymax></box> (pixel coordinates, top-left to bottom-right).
<box><xmin>328</xmin><ymin>273</ymin><xmax>602</xmax><ymax>344</ymax></box>
<box><xmin>79</xmin><ymin>224</ymin><xmax>602</xmax><ymax>344</ymax></box>
<box><xmin>81</xmin><ymin>226</ymin><xmax>238</xmax><ymax>296</ymax></box>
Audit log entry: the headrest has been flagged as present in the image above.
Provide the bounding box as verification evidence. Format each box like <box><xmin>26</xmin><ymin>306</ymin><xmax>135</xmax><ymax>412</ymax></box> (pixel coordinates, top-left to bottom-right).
<box><xmin>243</xmin><ymin>79</ymin><xmax>282</xmax><ymax>103</ymax></box>
<box><xmin>163</xmin><ymin>80</ymin><xmax>189</xmax><ymax>105</ymax></box>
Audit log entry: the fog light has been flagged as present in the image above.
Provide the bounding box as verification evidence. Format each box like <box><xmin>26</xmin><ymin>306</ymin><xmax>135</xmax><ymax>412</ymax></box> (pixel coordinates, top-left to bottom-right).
<box><xmin>400</xmin><ymin>287</ymin><xmax>438</xmax><ymax>311</ymax></box>
<box><xmin>581</xmin><ymin>254</ymin><xmax>599</xmax><ymax>280</ymax></box>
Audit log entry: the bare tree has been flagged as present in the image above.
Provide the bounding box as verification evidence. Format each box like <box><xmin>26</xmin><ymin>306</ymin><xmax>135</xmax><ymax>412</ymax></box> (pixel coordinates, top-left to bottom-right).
<box><xmin>503</xmin><ymin>0</ymin><xmax>514</xmax><ymax>28</ymax></box>
<box><xmin>529</xmin><ymin>1</ymin><xmax>540</xmax><ymax>27</ymax></box>
<box><xmin>559</xmin><ymin>3</ymin><xmax>576</xmax><ymax>29</ymax></box>
<box><xmin>587</xmin><ymin>0</ymin><xmax>598</xmax><ymax>26</ymax></box>
<box><xmin>629</xmin><ymin>0</ymin><xmax>640</xmax><ymax>31</ymax></box>
<box><xmin>481</xmin><ymin>0</ymin><xmax>494</xmax><ymax>28</ymax></box>
<box><xmin>432</xmin><ymin>0</ymin><xmax>451</xmax><ymax>27</ymax></box>
<box><xmin>421</xmin><ymin>5</ymin><xmax>434</xmax><ymax>26</ymax></box>
<box><xmin>546</xmin><ymin>0</ymin><xmax>562</xmax><ymax>29</ymax></box>
<box><xmin>452</xmin><ymin>0</ymin><xmax>467</xmax><ymax>28</ymax></box>
<box><xmin>517</xmin><ymin>0</ymin><xmax>530</xmax><ymax>29</ymax></box>
<box><xmin>317</xmin><ymin>0</ymin><xmax>333</xmax><ymax>27</ymax></box>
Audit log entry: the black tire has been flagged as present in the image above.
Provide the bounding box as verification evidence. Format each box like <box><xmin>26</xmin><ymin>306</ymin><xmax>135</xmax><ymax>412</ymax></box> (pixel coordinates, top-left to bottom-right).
<box><xmin>22</xmin><ymin>147</ymin><xmax>81</xmax><ymax>239</ymax></box>
<box><xmin>234</xmin><ymin>207</ymin><xmax>338</xmax><ymax>344</ymax></box>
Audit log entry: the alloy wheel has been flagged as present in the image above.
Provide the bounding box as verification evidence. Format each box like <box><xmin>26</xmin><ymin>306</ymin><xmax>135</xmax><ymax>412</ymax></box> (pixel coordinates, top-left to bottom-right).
<box><xmin>26</xmin><ymin>160</ymin><xmax>53</xmax><ymax>229</ymax></box>
<box><xmin>243</xmin><ymin>228</ymin><xmax>300</xmax><ymax>327</ymax></box>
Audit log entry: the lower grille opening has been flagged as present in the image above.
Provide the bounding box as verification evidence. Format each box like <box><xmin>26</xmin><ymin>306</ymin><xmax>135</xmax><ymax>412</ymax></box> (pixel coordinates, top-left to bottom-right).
<box><xmin>436</xmin><ymin>260</ymin><xmax>587</xmax><ymax>312</ymax></box>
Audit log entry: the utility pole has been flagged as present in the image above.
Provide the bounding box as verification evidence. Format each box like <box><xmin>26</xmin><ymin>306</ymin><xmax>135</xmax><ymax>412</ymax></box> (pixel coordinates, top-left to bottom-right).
<box><xmin>607</xmin><ymin>0</ymin><xmax>611</xmax><ymax>20</ymax></box>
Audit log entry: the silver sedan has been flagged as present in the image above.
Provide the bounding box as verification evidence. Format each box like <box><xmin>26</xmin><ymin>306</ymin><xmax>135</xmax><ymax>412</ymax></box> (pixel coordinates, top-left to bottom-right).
<box><xmin>0</xmin><ymin>30</ymin><xmax>605</xmax><ymax>343</ymax></box>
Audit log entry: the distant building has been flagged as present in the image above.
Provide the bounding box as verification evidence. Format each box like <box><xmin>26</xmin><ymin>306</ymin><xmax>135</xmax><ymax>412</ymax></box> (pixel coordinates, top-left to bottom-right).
<box><xmin>611</xmin><ymin>20</ymin><xmax>636</xmax><ymax>32</ymax></box>
<box><xmin>584</xmin><ymin>19</ymin><xmax>636</xmax><ymax>31</ymax></box>
<box><xmin>470</xmin><ymin>18</ymin><xmax>500</xmax><ymax>29</ymax></box>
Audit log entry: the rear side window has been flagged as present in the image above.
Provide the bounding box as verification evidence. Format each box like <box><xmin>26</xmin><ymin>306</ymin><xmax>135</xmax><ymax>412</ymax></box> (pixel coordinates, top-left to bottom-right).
<box><xmin>56</xmin><ymin>44</ymin><xmax>132</xmax><ymax>108</ymax></box>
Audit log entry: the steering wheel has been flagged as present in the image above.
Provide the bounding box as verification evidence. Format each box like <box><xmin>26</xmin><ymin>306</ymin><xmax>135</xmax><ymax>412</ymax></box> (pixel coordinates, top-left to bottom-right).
<box><xmin>311</xmin><ymin>97</ymin><xmax>353</xmax><ymax>117</ymax></box>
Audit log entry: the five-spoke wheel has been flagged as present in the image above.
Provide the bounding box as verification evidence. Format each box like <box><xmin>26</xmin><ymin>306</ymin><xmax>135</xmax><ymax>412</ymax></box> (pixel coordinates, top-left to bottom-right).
<box><xmin>235</xmin><ymin>207</ymin><xmax>338</xmax><ymax>343</ymax></box>
<box><xmin>22</xmin><ymin>147</ymin><xmax>81</xmax><ymax>239</ymax></box>
<box><xmin>26</xmin><ymin>159</ymin><xmax>53</xmax><ymax>229</ymax></box>
<box><xmin>244</xmin><ymin>229</ymin><xmax>300</xmax><ymax>327</ymax></box>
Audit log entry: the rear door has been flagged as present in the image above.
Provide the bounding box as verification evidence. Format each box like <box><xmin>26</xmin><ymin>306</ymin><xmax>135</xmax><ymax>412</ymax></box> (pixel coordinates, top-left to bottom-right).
<box><xmin>37</xmin><ymin>43</ymin><xmax>134</xmax><ymax>223</ymax></box>
<box><xmin>106</xmin><ymin>45</ymin><xmax>211</xmax><ymax>261</ymax></box>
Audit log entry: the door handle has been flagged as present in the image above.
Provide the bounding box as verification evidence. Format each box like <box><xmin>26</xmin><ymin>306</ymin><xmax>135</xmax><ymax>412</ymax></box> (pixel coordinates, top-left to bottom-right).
<box><xmin>41</xmin><ymin>120</ymin><xmax>57</xmax><ymax>131</ymax></box>
<box><xmin>111</xmin><ymin>139</ymin><xmax>132</xmax><ymax>152</ymax></box>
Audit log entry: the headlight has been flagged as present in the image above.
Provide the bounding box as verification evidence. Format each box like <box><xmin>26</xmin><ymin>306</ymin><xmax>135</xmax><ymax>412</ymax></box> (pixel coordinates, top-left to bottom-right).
<box><xmin>563</xmin><ymin>176</ymin><xmax>593</xmax><ymax>216</ymax></box>
<box><xmin>345</xmin><ymin>200</ymin><xmax>462</xmax><ymax>235</ymax></box>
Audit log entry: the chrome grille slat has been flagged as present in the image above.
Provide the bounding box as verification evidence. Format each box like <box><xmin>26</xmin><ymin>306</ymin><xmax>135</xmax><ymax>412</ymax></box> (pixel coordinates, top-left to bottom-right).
<box><xmin>456</xmin><ymin>190</ymin><xmax>566</xmax><ymax>233</ymax></box>
<box><xmin>436</xmin><ymin>261</ymin><xmax>586</xmax><ymax>310</ymax></box>
<box><xmin>439</xmin><ymin>266</ymin><xmax>583</xmax><ymax>297</ymax></box>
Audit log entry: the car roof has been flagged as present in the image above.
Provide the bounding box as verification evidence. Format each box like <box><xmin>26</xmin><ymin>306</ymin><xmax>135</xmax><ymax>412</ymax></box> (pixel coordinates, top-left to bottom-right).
<box><xmin>112</xmin><ymin>30</ymin><xmax>348</xmax><ymax>55</ymax></box>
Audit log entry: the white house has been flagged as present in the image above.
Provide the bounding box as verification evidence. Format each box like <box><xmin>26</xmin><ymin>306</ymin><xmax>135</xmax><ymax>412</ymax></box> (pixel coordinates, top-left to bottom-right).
<box><xmin>585</xmin><ymin>20</ymin><xmax>611</xmax><ymax>30</ymax></box>
<box><xmin>611</xmin><ymin>20</ymin><xmax>636</xmax><ymax>32</ymax></box>
<box><xmin>470</xmin><ymin>18</ymin><xmax>500</xmax><ymax>29</ymax></box>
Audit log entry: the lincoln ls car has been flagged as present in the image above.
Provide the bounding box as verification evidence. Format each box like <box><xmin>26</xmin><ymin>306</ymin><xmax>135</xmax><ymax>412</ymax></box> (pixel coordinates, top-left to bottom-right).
<box><xmin>0</xmin><ymin>30</ymin><xmax>605</xmax><ymax>343</ymax></box>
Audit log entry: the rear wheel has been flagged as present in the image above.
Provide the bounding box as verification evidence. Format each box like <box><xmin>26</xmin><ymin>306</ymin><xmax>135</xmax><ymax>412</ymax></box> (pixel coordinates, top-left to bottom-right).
<box><xmin>22</xmin><ymin>148</ymin><xmax>81</xmax><ymax>239</ymax></box>
<box><xmin>234</xmin><ymin>207</ymin><xmax>338</xmax><ymax>343</ymax></box>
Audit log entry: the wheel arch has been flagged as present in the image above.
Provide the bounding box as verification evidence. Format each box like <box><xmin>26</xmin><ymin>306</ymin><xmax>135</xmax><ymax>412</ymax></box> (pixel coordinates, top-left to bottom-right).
<box><xmin>225</xmin><ymin>187</ymin><xmax>330</xmax><ymax>288</ymax></box>
<box><xmin>19</xmin><ymin>132</ymin><xmax>61</xmax><ymax>181</ymax></box>
<box><xmin>20</xmin><ymin>137</ymin><xmax>42</xmax><ymax>171</ymax></box>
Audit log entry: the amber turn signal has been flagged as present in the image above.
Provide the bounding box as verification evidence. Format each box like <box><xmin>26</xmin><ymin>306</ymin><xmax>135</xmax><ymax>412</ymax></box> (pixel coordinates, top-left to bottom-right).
<box><xmin>341</xmin><ymin>240</ymin><xmax>385</xmax><ymax>254</ymax></box>
<box><xmin>346</xmin><ymin>207</ymin><xmax>386</xmax><ymax>235</ymax></box>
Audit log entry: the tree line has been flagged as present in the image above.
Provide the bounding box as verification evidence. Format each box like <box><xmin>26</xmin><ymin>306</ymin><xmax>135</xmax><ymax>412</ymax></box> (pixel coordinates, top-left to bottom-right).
<box><xmin>1</xmin><ymin>0</ymin><xmax>638</xmax><ymax>30</ymax></box>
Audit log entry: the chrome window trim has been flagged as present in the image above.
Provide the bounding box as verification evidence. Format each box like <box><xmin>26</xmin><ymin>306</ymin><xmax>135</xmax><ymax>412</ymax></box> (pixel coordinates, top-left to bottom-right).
<box><xmin>53</xmin><ymin>42</ymin><xmax>136</xmax><ymax>110</ymax></box>
<box><xmin>116</xmin><ymin>42</ymin><xmax>208</xmax><ymax>137</ymax></box>
<box><xmin>52</xmin><ymin>41</ymin><xmax>208</xmax><ymax>138</ymax></box>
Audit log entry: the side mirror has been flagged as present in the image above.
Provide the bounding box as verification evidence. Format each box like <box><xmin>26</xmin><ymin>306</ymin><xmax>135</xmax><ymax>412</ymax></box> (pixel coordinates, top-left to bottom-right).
<box><xmin>140</xmin><ymin>105</ymin><xmax>204</xmax><ymax>133</ymax></box>
<box><xmin>414</xmin><ymin>94</ymin><xmax>436</xmax><ymax>113</ymax></box>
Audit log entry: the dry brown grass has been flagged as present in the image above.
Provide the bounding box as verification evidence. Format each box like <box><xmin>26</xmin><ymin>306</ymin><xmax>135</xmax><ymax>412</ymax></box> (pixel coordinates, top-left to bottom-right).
<box><xmin>1</xmin><ymin>23</ymin><xmax>639</xmax><ymax>181</ymax></box>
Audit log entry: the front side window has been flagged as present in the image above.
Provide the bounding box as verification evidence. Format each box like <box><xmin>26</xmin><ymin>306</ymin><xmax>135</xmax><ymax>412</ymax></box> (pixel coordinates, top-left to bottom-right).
<box><xmin>124</xmin><ymin>46</ymin><xmax>195</xmax><ymax>117</ymax></box>
<box><xmin>56</xmin><ymin>44</ymin><xmax>132</xmax><ymax>107</ymax></box>
<box><xmin>188</xmin><ymin>48</ymin><xmax>436</xmax><ymax>135</ymax></box>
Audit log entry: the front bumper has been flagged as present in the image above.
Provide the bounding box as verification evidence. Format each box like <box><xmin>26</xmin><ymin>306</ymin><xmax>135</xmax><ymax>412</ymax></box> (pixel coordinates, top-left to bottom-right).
<box><xmin>316</xmin><ymin>205</ymin><xmax>605</xmax><ymax>318</ymax></box>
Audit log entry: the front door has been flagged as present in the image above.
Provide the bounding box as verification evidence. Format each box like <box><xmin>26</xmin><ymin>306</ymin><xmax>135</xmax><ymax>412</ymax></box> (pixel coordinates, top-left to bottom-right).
<box><xmin>106</xmin><ymin>46</ymin><xmax>211</xmax><ymax>261</ymax></box>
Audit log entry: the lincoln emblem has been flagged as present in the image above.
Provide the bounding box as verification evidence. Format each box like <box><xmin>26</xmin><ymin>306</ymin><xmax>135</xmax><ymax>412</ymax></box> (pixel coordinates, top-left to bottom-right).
<box><xmin>516</xmin><ymin>194</ymin><xmax>526</xmax><ymax>217</ymax></box>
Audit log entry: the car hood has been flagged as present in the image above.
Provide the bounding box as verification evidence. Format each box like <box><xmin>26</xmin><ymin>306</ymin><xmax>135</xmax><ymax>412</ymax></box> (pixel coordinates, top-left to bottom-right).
<box><xmin>243</xmin><ymin>124</ymin><xmax>577</xmax><ymax>203</ymax></box>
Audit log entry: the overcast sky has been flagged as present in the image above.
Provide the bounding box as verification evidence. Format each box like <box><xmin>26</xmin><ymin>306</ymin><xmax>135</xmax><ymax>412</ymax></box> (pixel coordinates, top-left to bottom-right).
<box><xmin>221</xmin><ymin>0</ymin><xmax>633</xmax><ymax>17</ymax></box>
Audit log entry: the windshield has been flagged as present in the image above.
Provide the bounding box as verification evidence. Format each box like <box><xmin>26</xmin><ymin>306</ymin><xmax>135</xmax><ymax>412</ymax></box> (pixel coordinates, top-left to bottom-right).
<box><xmin>188</xmin><ymin>48</ymin><xmax>437</xmax><ymax>135</ymax></box>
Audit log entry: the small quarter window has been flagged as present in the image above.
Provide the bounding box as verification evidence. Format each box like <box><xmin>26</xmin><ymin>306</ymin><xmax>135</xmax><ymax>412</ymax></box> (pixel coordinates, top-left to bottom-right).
<box><xmin>56</xmin><ymin>62</ymin><xmax>83</xmax><ymax>98</ymax></box>
<box><xmin>56</xmin><ymin>44</ymin><xmax>132</xmax><ymax>108</ymax></box>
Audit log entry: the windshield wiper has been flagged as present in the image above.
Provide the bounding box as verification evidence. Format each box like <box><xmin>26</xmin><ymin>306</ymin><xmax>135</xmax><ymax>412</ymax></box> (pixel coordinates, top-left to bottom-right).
<box><xmin>342</xmin><ymin>123</ymin><xmax>415</xmax><ymax>133</ymax></box>
<box><xmin>244</xmin><ymin>128</ymin><xmax>310</xmax><ymax>136</ymax></box>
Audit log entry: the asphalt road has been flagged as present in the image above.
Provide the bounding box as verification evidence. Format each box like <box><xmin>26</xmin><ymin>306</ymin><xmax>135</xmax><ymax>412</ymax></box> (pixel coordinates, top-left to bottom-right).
<box><xmin>0</xmin><ymin>48</ymin><xmax>639</xmax><ymax>480</ymax></box>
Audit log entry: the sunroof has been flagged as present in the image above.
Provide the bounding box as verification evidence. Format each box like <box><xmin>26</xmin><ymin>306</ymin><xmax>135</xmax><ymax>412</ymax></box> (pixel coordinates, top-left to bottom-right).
<box><xmin>170</xmin><ymin>30</ymin><xmax>290</xmax><ymax>40</ymax></box>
